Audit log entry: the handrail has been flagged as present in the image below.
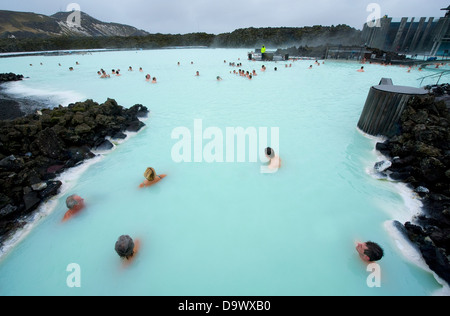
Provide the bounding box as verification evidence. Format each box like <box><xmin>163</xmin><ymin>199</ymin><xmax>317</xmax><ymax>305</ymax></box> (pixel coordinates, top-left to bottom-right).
<box><xmin>417</xmin><ymin>70</ymin><xmax>450</xmax><ymax>86</ymax></box>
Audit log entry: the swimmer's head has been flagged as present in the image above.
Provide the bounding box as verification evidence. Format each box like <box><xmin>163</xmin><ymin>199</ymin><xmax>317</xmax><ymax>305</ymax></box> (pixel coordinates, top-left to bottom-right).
<box><xmin>144</xmin><ymin>167</ymin><xmax>156</xmax><ymax>181</ymax></box>
<box><xmin>115</xmin><ymin>235</ymin><xmax>135</xmax><ymax>258</ymax></box>
<box><xmin>356</xmin><ymin>241</ymin><xmax>384</xmax><ymax>262</ymax></box>
<box><xmin>265</xmin><ymin>147</ymin><xmax>275</xmax><ymax>159</ymax></box>
<box><xmin>66</xmin><ymin>195</ymin><xmax>84</xmax><ymax>209</ymax></box>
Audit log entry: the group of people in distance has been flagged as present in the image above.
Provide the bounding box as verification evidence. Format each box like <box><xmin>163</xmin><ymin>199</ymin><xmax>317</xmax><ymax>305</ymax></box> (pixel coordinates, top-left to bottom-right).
<box><xmin>231</xmin><ymin>69</ymin><xmax>257</xmax><ymax>79</ymax></box>
<box><xmin>96</xmin><ymin>66</ymin><xmax>157</xmax><ymax>83</ymax></box>
<box><xmin>145</xmin><ymin>74</ymin><xmax>157</xmax><ymax>83</ymax></box>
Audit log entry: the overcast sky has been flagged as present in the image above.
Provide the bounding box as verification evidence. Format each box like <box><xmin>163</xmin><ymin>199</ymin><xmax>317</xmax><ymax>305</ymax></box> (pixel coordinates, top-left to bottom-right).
<box><xmin>1</xmin><ymin>0</ymin><xmax>449</xmax><ymax>34</ymax></box>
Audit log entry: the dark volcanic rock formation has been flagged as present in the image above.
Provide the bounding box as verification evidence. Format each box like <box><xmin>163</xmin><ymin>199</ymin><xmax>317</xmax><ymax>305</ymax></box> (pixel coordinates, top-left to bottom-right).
<box><xmin>0</xmin><ymin>73</ymin><xmax>26</xmax><ymax>120</ymax></box>
<box><xmin>0</xmin><ymin>73</ymin><xmax>24</xmax><ymax>82</ymax></box>
<box><xmin>0</xmin><ymin>98</ymin><xmax>148</xmax><ymax>245</ymax></box>
<box><xmin>373</xmin><ymin>93</ymin><xmax>450</xmax><ymax>285</ymax></box>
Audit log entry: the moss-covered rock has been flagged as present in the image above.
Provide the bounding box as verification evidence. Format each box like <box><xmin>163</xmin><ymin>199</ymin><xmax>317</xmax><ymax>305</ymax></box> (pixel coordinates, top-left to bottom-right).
<box><xmin>0</xmin><ymin>98</ymin><xmax>149</xmax><ymax>245</ymax></box>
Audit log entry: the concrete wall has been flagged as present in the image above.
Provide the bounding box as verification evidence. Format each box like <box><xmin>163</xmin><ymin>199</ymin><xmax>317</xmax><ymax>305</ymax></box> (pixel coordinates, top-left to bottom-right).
<box><xmin>362</xmin><ymin>16</ymin><xmax>450</xmax><ymax>55</ymax></box>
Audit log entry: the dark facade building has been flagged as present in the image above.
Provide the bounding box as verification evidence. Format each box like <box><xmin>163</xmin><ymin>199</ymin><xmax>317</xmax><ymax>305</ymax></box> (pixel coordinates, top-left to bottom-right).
<box><xmin>362</xmin><ymin>6</ymin><xmax>450</xmax><ymax>56</ymax></box>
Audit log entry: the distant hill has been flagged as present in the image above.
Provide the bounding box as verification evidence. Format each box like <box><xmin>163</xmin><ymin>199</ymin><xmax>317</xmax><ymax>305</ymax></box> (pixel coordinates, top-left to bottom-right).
<box><xmin>0</xmin><ymin>12</ymin><xmax>363</xmax><ymax>53</ymax></box>
<box><xmin>0</xmin><ymin>10</ymin><xmax>149</xmax><ymax>38</ymax></box>
<box><xmin>213</xmin><ymin>25</ymin><xmax>363</xmax><ymax>48</ymax></box>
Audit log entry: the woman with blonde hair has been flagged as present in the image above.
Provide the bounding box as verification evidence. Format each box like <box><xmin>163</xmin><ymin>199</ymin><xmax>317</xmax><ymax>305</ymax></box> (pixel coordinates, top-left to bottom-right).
<box><xmin>139</xmin><ymin>167</ymin><xmax>167</xmax><ymax>188</ymax></box>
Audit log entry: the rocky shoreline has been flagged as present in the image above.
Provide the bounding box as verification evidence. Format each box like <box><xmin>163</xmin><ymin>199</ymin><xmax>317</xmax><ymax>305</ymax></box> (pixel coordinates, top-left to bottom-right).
<box><xmin>0</xmin><ymin>76</ymin><xmax>149</xmax><ymax>247</ymax></box>
<box><xmin>0</xmin><ymin>73</ymin><xmax>25</xmax><ymax>121</ymax></box>
<box><xmin>374</xmin><ymin>88</ymin><xmax>450</xmax><ymax>285</ymax></box>
<box><xmin>0</xmin><ymin>73</ymin><xmax>59</xmax><ymax>121</ymax></box>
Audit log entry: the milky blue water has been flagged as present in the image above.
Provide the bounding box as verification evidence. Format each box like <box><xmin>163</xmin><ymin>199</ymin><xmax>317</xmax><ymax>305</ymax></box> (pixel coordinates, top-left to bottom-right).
<box><xmin>0</xmin><ymin>48</ymin><xmax>449</xmax><ymax>296</ymax></box>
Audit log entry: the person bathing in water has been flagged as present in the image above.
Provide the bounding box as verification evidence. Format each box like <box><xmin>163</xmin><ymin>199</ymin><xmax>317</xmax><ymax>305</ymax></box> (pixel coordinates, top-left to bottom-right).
<box><xmin>355</xmin><ymin>241</ymin><xmax>384</xmax><ymax>262</ymax></box>
<box><xmin>62</xmin><ymin>195</ymin><xmax>85</xmax><ymax>222</ymax></box>
<box><xmin>115</xmin><ymin>235</ymin><xmax>141</xmax><ymax>267</ymax></box>
<box><xmin>265</xmin><ymin>147</ymin><xmax>281</xmax><ymax>170</ymax></box>
<box><xmin>139</xmin><ymin>167</ymin><xmax>167</xmax><ymax>188</ymax></box>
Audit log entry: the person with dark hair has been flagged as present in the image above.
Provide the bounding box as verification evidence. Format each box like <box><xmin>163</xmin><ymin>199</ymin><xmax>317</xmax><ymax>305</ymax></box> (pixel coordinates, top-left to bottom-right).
<box><xmin>115</xmin><ymin>235</ymin><xmax>141</xmax><ymax>266</ymax></box>
<box><xmin>265</xmin><ymin>147</ymin><xmax>281</xmax><ymax>170</ymax></box>
<box><xmin>356</xmin><ymin>241</ymin><xmax>384</xmax><ymax>262</ymax></box>
<box><xmin>62</xmin><ymin>194</ymin><xmax>85</xmax><ymax>222</ymax></box>
<box><xmin>100</xmin><ymin>70</ymin><xmax>110</xmax><ymax>78</ymax></box>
